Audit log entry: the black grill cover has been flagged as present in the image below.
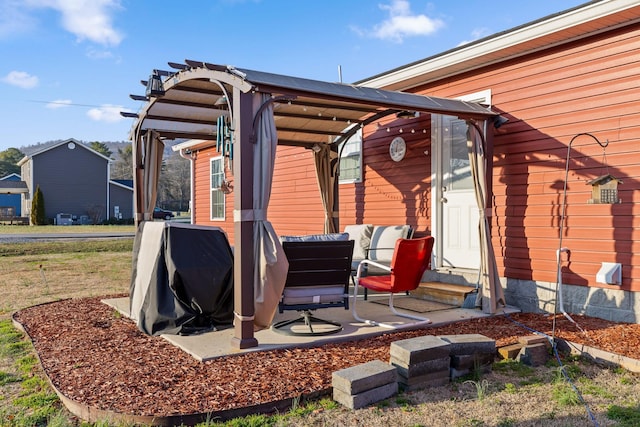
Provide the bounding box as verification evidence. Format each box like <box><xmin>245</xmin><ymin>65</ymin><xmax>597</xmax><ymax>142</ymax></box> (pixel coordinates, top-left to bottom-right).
<box><xmin>130</xmin><ymin>222</ymin><xmax>234</xmax><ymax>336</ymax></box>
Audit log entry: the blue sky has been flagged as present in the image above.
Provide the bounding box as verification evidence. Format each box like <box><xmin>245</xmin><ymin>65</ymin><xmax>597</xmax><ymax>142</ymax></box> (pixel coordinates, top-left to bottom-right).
<box><xmin>0</xmin><ymin>0</ymin><xmax>587</xmax><ymax>152</ymax></box>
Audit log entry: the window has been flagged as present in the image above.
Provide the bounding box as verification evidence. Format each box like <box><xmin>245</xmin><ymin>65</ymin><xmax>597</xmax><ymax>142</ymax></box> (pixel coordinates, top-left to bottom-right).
<box><xmin>338</xmin><ymin>128</ymin><xmax>362</xmax><ymax>183</ymax></box>
<box><xmin>210</xmin><ymin>157</ymin><xmax>225</xmax><ymax>220</ymax></box>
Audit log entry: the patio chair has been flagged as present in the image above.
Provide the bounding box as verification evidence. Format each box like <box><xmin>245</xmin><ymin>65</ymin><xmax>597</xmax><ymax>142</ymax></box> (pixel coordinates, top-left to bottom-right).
<box><xmin>272</xmin><ymin>237</ymin><xmax>354</xmax><ymax>336</ymax></box>
<box><xmin>344</xmin><ymin>224</ymin><xmax>413</xmax><ymax>300</ymax></box>
<box><xmin>352</xmin><ymin>236</ymin><xmax>434</xmax><ymax>329</ymax></box>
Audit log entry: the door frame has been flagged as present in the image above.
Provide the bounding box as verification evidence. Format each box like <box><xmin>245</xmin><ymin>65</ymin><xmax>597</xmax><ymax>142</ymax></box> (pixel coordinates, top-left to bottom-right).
<box><xmin>431</xmin><ymin>89</ymin><xmax>491</xmax><ymax>270</ymax></box>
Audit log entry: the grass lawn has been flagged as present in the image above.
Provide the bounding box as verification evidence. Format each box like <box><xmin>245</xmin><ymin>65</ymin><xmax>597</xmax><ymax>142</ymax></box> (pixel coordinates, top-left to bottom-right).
<box><xmin>0</xmin><ymin>224</ymin><xmax>136</xmax><ymax>235</ymax></box>
<box><xmin>1</xmin><ymin>234</ymin><xmax>640</xmax><ymax>426</ymax></box>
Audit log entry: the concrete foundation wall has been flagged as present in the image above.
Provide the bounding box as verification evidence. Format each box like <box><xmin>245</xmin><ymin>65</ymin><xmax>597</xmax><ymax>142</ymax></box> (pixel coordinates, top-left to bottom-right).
<box><xmin>503</xmin><ymin>278</ymin><xmax>640</xmax><ymax>324</ymax></box>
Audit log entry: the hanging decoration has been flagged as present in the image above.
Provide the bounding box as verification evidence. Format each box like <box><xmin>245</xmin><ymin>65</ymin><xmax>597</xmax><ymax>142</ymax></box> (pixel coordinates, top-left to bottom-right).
<box><xmin>216</xmin><ymin>114</ymin><xmax>234</xmax><ymax>191</ymax></box>
<box><xmin>216</xmin><ymin>115</ymin><xmax>234</xmax><ymax>162</ymax></box>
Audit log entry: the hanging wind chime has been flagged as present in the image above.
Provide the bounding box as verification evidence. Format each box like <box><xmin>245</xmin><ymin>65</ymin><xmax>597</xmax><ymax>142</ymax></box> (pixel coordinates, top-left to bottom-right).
<box><xmin>216</xmin><ymin>114</ymin><xmax>234</xmax><ymax>193</ymax></box>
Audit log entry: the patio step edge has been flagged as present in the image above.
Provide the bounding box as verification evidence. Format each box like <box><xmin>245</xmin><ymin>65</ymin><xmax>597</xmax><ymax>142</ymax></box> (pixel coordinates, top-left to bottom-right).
<box><xmin>410</xmin><ymin>282</ymin><xmax>476</xmax><ymax>306</ymax></box>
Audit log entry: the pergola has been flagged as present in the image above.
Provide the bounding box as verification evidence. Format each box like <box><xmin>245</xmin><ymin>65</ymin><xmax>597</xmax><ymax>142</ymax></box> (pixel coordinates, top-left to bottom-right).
<box><xmin>124</xmin><ymin>60</ymin><xmax>502</xmax><ymax>348</ymax></box>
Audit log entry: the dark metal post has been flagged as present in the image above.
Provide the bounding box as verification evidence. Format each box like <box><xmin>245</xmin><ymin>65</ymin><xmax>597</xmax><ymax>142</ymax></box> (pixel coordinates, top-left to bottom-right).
<box><xmin>230</xmin><ymin>88</ymin><xmax>258</xmax><ymax>349</ymax></box>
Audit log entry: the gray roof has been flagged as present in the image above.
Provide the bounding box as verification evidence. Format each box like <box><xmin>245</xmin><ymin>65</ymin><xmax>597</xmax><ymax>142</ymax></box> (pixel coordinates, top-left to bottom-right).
<box><xmin>0</xmin><ymin>180</ymin><xmax>28</xmax><ymax>194</ymax></box>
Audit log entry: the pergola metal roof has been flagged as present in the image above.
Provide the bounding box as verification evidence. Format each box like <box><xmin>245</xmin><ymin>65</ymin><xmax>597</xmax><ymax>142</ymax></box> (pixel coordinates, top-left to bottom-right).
<box><xmin>124</xmin><ymin>60</ymin><xmax>497</xmax><ymax>147</ymax></box>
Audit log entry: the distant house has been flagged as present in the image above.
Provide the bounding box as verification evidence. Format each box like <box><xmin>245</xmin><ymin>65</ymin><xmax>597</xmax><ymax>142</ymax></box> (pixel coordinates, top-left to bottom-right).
<box><xmin>18</xmin><ymin>138</ymin><xmax>133</xmax><ymax>224</ymax></box>
<box><xmin>0</xmin><ymin>173</ymin><xmax>27</xmax><ymax>217</ymax></box>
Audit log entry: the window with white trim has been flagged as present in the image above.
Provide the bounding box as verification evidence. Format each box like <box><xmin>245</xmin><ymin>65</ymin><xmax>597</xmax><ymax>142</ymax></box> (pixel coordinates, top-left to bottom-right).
<box><xmin>338</xmin><ymin>128</ymin><xmax>362</xmax><ymax>183</ymax></box>
<box><xmin>210</xmin><ymin>157</ymin><xmax>225</xmax><ymax>220</ymax></box>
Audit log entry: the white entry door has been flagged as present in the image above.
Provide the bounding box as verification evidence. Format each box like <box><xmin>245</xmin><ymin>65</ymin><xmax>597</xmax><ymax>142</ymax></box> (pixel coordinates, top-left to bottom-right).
<box><xmin>434</xmin><ymin>116</ymin><xmax>480</xmax><ymax>269</ymax></box>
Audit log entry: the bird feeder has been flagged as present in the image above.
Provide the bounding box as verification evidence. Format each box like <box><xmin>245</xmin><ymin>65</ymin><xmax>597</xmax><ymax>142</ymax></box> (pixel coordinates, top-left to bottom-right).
<box><xmin>586</xmin><ymin>174</ymin><xmax>622</xmax><ymax>204</ymax></box>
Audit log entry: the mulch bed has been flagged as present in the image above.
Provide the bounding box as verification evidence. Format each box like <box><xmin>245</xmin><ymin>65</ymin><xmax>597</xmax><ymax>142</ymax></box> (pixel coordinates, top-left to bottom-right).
<box><xmin>12</xmin><ymin>295</ymin><xmax>640</xmax><ymax>420</ymax></box>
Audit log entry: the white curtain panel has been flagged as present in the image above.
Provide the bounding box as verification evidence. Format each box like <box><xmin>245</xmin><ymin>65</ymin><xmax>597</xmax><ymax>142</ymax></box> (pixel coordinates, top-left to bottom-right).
<box><xmin>133</xmin><ymin>128</ymin><xmax>164</xmax><ymax>223</ymax></box>
<box><xmin>252</xmin><ymin>93</ymin><xmax>289</xmax><ymax>328</ymax></box>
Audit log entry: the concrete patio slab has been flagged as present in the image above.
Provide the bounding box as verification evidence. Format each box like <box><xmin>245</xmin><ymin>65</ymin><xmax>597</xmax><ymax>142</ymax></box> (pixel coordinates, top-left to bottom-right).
<box><xmin>103</xmin><ymin>295</ymin><xmax>519</xmax><ymax>362</ymax></box>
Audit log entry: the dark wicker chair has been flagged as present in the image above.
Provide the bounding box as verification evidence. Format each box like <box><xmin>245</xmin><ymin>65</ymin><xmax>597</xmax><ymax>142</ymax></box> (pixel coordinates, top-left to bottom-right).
<box><xmin>272</xmin><ymin>238</ymin><xmax>354</xmax><ymax>336</ymax></box>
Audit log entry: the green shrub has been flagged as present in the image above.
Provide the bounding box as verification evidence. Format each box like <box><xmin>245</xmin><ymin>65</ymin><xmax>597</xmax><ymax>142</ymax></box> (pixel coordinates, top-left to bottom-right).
<box><xmin>30</xmin><ymin>185</ymin><xmax>46</xmax><ymax>225</ymax></box>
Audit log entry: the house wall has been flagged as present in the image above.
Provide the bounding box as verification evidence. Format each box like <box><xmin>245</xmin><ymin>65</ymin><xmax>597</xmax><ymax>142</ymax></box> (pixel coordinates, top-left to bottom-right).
<box><xmin>346</xmin><ymin>115</ymin><xmax>433</xmax><ymax>237</ymax></box>
<box><xmin>32</xmin><ymin>143</ymin><xmax>109</xmax><ymax>222</ymax></box>
<box><xmin>187</xmin><ymin>20</ymin><xmax>640</xmax><ymax>323</ymax></box>
<box><xmin>191</xmin><ymin>132</ymin><xmax>434</xmax><ymax>246</ymax></box>
<box><xmin>404</xmin><ymin>21</ymin><xmax>640</xmax><ymax>321</ymax></box>
<box><xmin>20</xmin><ymin>161</ymin><xmax>32</xmax><ymax>216</ymax></box>
<box><xmin>0</xmin><ymin>174</ymin><xmax>22</xmax><ymax>215</ymax></box>
<box><xmin>192</xmin><ymin>145</ymin><xmax>327</xmax><ymax>244</ymax></box>
<box><xmin>109</xmin><ymin>183</ymin><xmax>134</xmax><ymax>220</ymax></box>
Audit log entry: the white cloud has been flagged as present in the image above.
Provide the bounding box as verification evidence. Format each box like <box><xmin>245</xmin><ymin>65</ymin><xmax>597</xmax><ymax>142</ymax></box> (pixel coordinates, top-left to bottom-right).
<box><xmin>2</xmin><ymin>71</ymin><xmax>39</xmax><ymax>89</ymax></box>
<box><xmin>24</xmin><ymin>0</ymin><xmax>124</xmax><ymax>46</ymax></box>
<box><xmin>87</xmin><ymin>104</ymin><xmax>127</xmax><ymax>123</ymax></box>
<box><xmin>46</xmin><ymin>99</ymin><xmax>73</xmax><ymax>109</ymax></box>
<box><xmin>355</xmin><ymin>0</ymin><xmax>444</xmax><ymax>43</ymax></box>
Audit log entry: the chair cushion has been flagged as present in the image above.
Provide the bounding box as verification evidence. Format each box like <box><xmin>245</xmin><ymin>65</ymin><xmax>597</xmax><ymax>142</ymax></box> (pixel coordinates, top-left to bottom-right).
<box><xmin>280</xmin><ymin>233</ymin><xmax>349</xmax><ymax>242</ymax></box>
<box><xmin>281</xmin><ymin>285</ymin><xmax>347</xmax><ymax>305</ymax></box>
<box><xmin>368</xmin><ymin>225</ymin><xmax>411</xmax><ymax>261</ymax></box>
<box><xmin>358</xmin><ymin>275</ymin><xmax>393</xmax><ymax>292</ymax></box>
<box><xmin>343</xmin><ymin>224</ymin><xmax>373</xmax><ymax>261</ymax></box>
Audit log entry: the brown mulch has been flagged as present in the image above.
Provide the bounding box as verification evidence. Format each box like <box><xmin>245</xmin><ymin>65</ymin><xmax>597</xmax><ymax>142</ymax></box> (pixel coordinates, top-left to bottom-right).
<box><xmin>12</xmin><ymin>296</ymin><xmax>640</xmax><ymax>418</ymax></box>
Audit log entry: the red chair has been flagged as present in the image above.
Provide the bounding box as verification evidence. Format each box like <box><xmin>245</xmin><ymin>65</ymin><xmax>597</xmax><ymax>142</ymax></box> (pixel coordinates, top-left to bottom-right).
<box><xmin>352</xmin><ymin>236</ymin><xmax>434</xmax><ymax>329</ymax></box>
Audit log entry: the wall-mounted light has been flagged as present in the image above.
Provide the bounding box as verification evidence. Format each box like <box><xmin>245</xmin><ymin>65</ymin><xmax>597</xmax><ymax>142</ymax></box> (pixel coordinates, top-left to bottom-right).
<box><xmin>145</xmin><ymin>71</ymin><xmax>165</xmax><ymax>97</ymax></box>
<box><xmin>493</xmin><ymin>115</ymin><xmax>509</xmax><ymax>129</ymax></box>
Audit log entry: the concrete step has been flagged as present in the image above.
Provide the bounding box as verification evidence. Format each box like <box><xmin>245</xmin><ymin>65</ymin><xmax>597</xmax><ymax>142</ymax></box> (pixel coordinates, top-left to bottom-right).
<box><xmin>410</xmin><ymin>282</ymin><xmax>476</xmax><ymax>306</ymax></box>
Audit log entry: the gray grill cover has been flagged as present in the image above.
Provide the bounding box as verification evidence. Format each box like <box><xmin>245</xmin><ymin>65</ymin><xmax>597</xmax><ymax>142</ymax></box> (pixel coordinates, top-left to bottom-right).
<box><xmin>130</xmin><ymin>222</ymin><xmax>234</xmax><ymax>336</ymax></box>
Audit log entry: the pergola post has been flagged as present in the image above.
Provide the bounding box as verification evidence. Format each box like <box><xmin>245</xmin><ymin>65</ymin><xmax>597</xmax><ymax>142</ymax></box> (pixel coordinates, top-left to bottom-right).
<box><xmin>230</xmin><ymin>88</ymin><xmax>259</xmax><ymax>349</ymax></box>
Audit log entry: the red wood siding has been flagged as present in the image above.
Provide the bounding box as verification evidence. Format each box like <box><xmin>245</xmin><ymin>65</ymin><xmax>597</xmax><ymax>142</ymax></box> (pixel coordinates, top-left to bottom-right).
<box><xmin>341</xmin><ymin>116</ymin><xmax>433</xmax><ymax>237</ymax></box>
<box><xmin>191</xmin><ymin>145</ymin><xmax>326</xmax><ymax>245</ymax></box>
<box><xmin>411</xmin><ymin>23</ymin><xmax>640</xmax><ymax>291</ymax></box>
<box><xmin>270</xmin><ymin>145</ymin><xmax>325</xmax><ymax>236</ymax></box>
<box><xmin>193</xmin><ymin>150</ymin><xmax>235</xmax><ymax>241</ymax></box>
<box><xmin>188</xmin><ymin>21</ymin><xmax>640</xmax><ymax>292</ymax></box>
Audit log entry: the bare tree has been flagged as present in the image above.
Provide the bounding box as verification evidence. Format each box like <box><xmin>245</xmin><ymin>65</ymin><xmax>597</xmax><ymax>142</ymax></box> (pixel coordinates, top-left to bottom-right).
<box><xmin>86</xmin><ymin>204</ymin><xmax>105</xmax><ymax>224</ymax></box>
<box><xmin>157</xmin><ymin>153</ymin><xmax>190</xmax><ymax>211</ymax></box>
<box><xmin>111</xmin><ymin>144</ymin><xmax>133</xmax><ymax>180</ymax></box>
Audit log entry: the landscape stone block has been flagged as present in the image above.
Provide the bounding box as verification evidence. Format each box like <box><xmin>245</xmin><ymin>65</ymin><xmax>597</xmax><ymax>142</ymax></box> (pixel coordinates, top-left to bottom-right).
<box><xmin>390</xmin><ymin>356</ymin><xmax>450</xmax><ymax>378</ymax></box>
<box><xmin>498</xmin><ymin>343</ymin><xmax>525</xmax><ymax>360</ymax></box>
<box><xmin>517</xmin><ymin>343</ymin><xmax>549</xmax><ymax>366</ymax></box>
<box><xmin>517</xmin><ymin>335</ymin><xmax>550</xmax><ymax>347</ymax></box>
<box><xmin>439</xmin><ymin>334</ymin><xmax>496</xmax><ymax>355</ymax></box>
<box><xmin>398</xmin><ymin>370</ymin><xmax>450</xmax><ymax>390</ymax></box>
<box><xmin>450</xmin><ymin>353</ymin><xmax>495</xmax><ymax>370</ymax></box>
<box><xmin>332</xmin><ymin>360</ymin><xmax>397</xmax><ymax>395</ymax></box>
<box><xmin>389</xmin><ymin>335</ymin><xmax>451</xmax><ymax>365</ymax></box>
<box><xmin>333</xmin><ymin>381</ymin><xmax>398</xmax><ymax>409</ymax></box>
